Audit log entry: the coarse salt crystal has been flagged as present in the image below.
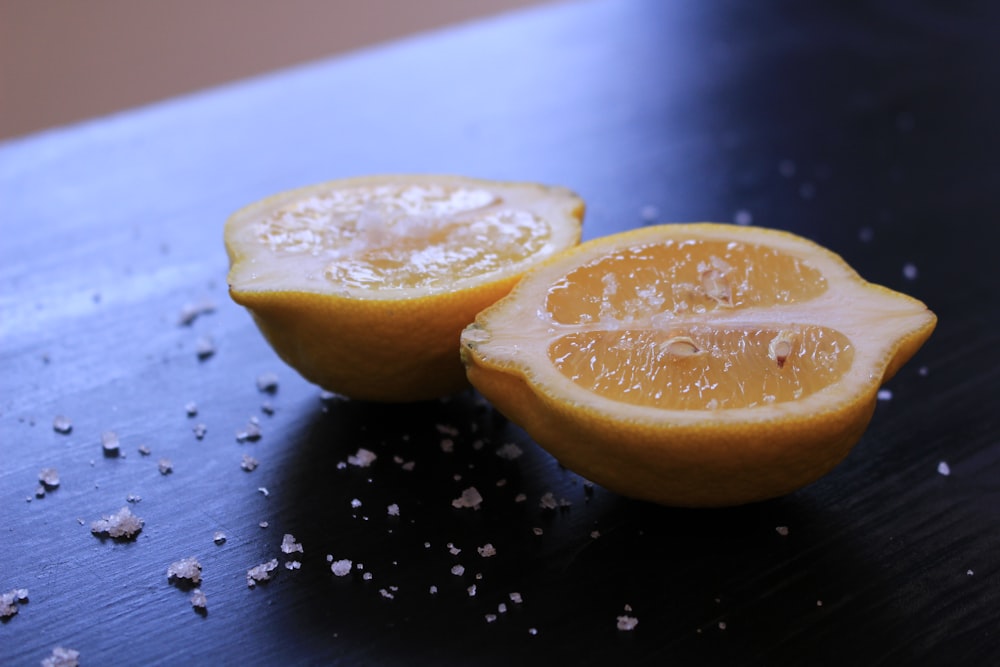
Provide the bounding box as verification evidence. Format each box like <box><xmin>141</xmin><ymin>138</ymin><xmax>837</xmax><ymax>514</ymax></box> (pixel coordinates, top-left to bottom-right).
<box><xmin>190</xmin><ymin>589</ymin><xmax>208</xmax><ymax>610</ymax></box>
<box><xmin>348</xmin><ymin>448</ymin><xmax>377</xmax><ymax>467</ymax></box>
<box><xmin>158</xmin><ymin>458</ymin><xmax>173</xmax><ymax>475</ymax></box>
<box><xmin>241</xmin><ymin>454</ymin><xmax>259</xmax><ymax>472</ymax></box>
<box><xmin>52</xmin><ymin>416</ymin><xmax>73</xmax><ymax>434</ymax></box>
<box><xmin>38</xmin><ymin>468</ymin><xmax>60</xmax><ymax>489</ymax></box>
<box><xmin>495</xmin><ymin>443</ymin><xmax>523</xmax><ymax>460</ymax></box>
<box><xmin>90</xmin><ymin>506</ymin><xmax>144</xmax><ymax>539</ymax></box>
<box><xmin>775</xmin><ymin>526</ymin><xmax>790</xmax><ymax>536</ymax></box>
<box><xmin>331</xmin><ymin>559</ymin><xmax>353</xmax><ymax>577</ymax></box>
<box><xmin>617</xmin><ymin>615</ymin><xmax>639</xmax><ymax>631</ymax></box>
<box><xmin>452</xmin><ymin>486</ymin><xmax>483</xmax><ymax>510</ymax></box>
<box><xmin>281</xmin><ymin>534</ymin><xmax>304</xmax><ymax>554</ymax></box>
<box><xmin>246</xmin><ymin>559</ymin><xmax>279</xmax><ymax>587</ymax></box>
<box><xmin>167</xmin><ymin>557</ymin><xmax>203</xmax><ymax>585</ymax></box>
<box><xmin>451</xmin><ymin>564</ymin><xmax>465</xmax><ymax>576</ymax></box>
<box><xmin>256</xmin><ymin>372</ymin><xmax>280</xmax><ymax>393</ymax></box>
<box><xmin>937</xmin><ymin>461</ymin><xmax>951</xmax><ymax>476</ymax></box>
<box><xmin>41</xmin><ymin>647</ymin><xmax>80</xmax><ymax>667</ymax></box>
<box><xmin>387</xmin><ymin>503</ymin><xmax>400</xmax><ymax>516</ymax></box>
<box><xmin>101</xmin><ymin>431</ymin><xmax>120</xmax><ymax>456</ymax></box>
<box><xmin>477</xmin><ymin>544</ymin><xmax>497</xmax><ymax>558</ymax></box>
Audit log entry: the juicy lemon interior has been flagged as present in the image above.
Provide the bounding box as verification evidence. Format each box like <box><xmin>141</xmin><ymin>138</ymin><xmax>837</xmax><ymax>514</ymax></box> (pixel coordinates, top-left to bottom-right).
<box><xmin>254</xmin><ymin>184</ymin><xmax>552</xmax><ymax>291</ymax></box>
<box><xmin>543</xmin><ymin>239</ymin><xmax>853</xmax><ymax>409</ymax></box>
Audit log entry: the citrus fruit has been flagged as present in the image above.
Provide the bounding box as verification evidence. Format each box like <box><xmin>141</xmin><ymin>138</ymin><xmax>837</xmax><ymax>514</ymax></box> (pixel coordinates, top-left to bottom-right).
<box><xmin>461</xmin><ymin>223</ymin><xmax>936</xmax><ymax>506</ymax></box>
<box><xmin>225</xmin><ymin>174</ymin><xmax>584</xmax><ymax>402</ymax></box>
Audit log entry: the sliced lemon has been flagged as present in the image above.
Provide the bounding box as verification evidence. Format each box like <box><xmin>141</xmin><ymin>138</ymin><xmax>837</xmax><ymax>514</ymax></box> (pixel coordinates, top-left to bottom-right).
<box><xmin>225</xmin><ymin>175</ymin><xmax>583</xmax><ymax>402</ymax></box>
<box><xmin>461</xmin><ymin>223</ymin><xmax>936</xmax><ymax>506</ymax></box>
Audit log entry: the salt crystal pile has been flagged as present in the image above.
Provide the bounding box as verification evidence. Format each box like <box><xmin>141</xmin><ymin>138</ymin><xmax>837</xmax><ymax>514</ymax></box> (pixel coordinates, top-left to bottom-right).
<box><xmin>281</xmin><ymin>534</ymin><xmax>304</xmax><ymax>554</ymax></box>
<box><xmin>452</xmin><ymin>486</ymin><xmax>483</xmax><ymax>510</ymax></box>
<box><xmin>246</xmin><ymin>559</ymin><xmax>279</xmax><ymax>587</ymax></box>
<box><xmin>90</xmin><ymin>507</ymin><xmax>144</xmax><ymax>539</ymax></box>
<box><xmin>617</xmin><ymin>615</ymin><xmax>639</xmax><ymax>631</ymax></box>
<box><xmin>1</xmin><ymin>588</ymin><xmax>28</xmax><ymax>618</ymax></box>
<box><xmin>348</xmin><ymin>448</ymin><xmax>377</xmax><ymax>467</ymax></box>
<box><xmin>41</xmin><ymin>646</ymin><xmax>80</xmax><ymax>667</ymax></box>
<box><xmin>167</xmin><ymin>557</ymin><xmax>203</xmax><ymax>585</ymax></box>
<box><xmin>190</xmin><ymin>589</ymin><xmax>208</xmax><ymax>611</ymax></box>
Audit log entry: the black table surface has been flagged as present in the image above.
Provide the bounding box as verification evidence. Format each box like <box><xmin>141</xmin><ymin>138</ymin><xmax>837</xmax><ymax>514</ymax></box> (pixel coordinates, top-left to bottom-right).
<box><xmin>3</xmin><ymin>1</ymin><xmax>999</xmax><ymax>665</ymax></box>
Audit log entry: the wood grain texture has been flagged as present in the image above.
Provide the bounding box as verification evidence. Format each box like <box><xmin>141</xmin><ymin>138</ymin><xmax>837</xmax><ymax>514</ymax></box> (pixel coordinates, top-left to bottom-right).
<box><xmin>2</xmin><ymin>0</ymin><xmax>999</xmax><ymax>664</ymax></box>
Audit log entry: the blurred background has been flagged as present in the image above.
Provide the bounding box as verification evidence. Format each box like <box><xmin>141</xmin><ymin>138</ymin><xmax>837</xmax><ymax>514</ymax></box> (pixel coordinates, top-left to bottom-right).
<box><xmin>0</xmin><ymin>0</ymin><xmax>555</xmax><ymax>141</ymax></box>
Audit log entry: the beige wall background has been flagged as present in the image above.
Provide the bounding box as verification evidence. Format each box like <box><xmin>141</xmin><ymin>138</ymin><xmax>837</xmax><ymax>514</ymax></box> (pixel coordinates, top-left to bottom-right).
<box><xmin>0</xmin><ymin>0</ymin><xmax>553</xmax><ymax>141</ymax></box>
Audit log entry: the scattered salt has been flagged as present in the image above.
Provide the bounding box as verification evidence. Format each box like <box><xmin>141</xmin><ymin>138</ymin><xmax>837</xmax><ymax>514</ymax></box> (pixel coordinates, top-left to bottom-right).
<box><xmin>775</xmin><ymin>526</ymin><xmax>790</xmax><ymax>537</ymax></box>
<box><xmin>190</xmin><ymin>589</ymin><xmax>208</xmax><ymax>610</ymax></box>
<box><xmin>195</xmin><ymin>336</ymin><xmax>216</xmax><ymax>360</ymax></box>
<box><xmin>467</xmin><ymin>584</ymin><xmax>477</xmax><ymax>597</ymax></box>
<box><xmin>90</xmin><ymin>506</ymin><xmax>144</xmax><ymax>539</ymax></box>
<box><xmin>236</xmin><ymin>421</ymin><xmax>262</xmax><ymax>442</ymax></box>
<box><xmin>281</xmin><ymin>534</ymin><xmax>304</xmax><ymax>554</ymax></box>
<box><xmin>167</xmin><ymin>557</ymin><xmax>203</xmax><ymax>585</ymax></box>
<box><xmin>331</xmin><ymin>559</ymin><xmax>353</xmax><ymax>577</ymax></box>
<box><xmin>138</xmin><ymin>444</ymin><xmax>151</xmax><ymax>456</ymax></box>
<box><xmin>509</xmin><ymin>592</ymin><xmax>523</xmax><ymax>604</ymax></box>
<box><xmin>718</xmin><ymin>621</ymin><xmax>728</xmax><ymax>630</ymax></box>
<box><xmin>213</xmin><ymin>531</ymin><xmax>227</xmax><ymax>545</ymax></box>
<box><xmin>52</xmin><ymin>415</ymin><xmax>73</xmax><ymax>434</ymax></box>
<box><xmin>539</xmin><ymin>492</ymin><xmax>558</xmax><ymax>510</ymax></box>
<box><xmin>495</xmin><ymin>443</ymin><xmax>523</xmax><ymax>460</ymax></box>
<box><xmin>477</xmin><ymin>544</ymin><xmax>497</xmax><ymax>558</ymax></box>
<box><xmin>452</xmin><ymin>486</ymin><xmax>483</xmax><ymax>510</ymax></box>
<box><xmin>1</xmin><ymin>588</ymin><xmax>28</xmax><ymax>618</ymax></box>
<box><xmin>101</xmin><ymin>431</ymin><xmax>120</xmax><ymax>456</ymax></box>
<box><xmin>348</xmin><ymin>448</ymin><xmax>377</xmax><ymax>467</ymax></box>
<box><xmin>387</xmin><ymin>503</ymin><xmax>400</xmax><ymax>517</ymax></box>
<box><xmin>379</xmin><ymin>588</ymin><xmax>395</xmax><ymax>599</ymax></box>
<box><xmin>185</xmin><ymin>402</ymin><xmax>198</xmax><ymax>417</ymax></box>
<box><xmin>937</xmin><ymin>461</ymin><xmax>951</xmax><ymax>476</ymax></box>
<box><xmin>241</xmin><ymin>454</ymin><xmax>259</xmax><ymax>472</ymax></box>
<box><xmin>485</xmin><ymin>613</ymin><xmax>497</xmax><ymax>623</ymax></box>
<box><xmin>157</xmin><ymin>458</ymin><xmax>173</xmax><ymax>475</ymax></box>
<box><xmin>350</xmin><ymin>498</ymin><xmax>362</xmax><ymax>509</ymax></box>
<box><xmin>246</xmin><ymin>558</ymin><xmax>279</xmax><ymax>587</ymax></box>
<box><xmin>257</xmin><ymin>487</ymin><xmax>269</xmax><ymax>497</ymax></box>
<box><xmin>436</xmin><ymin>423</ymin><xmax>459</xmax><ymax>437</ymax></box>
<box><xmin>617</xmin><ymin>615</ymin><xmax>639</xmax><ymax>631</ymax></box>
<box><xmin>259</xmin><ymin>521</ymin><xmax>269</xmax><ymax>529</ymax></box>
<box><xmin>256</xmin><ymin>372</ymin><xmax>280</xmax><ymax>394</ymax></box>
<box><xmin>38</xmin><ymin>468</ymin><xmax>60</xmax><ymax>489</ymax></box>
<box><xmin>41</xmin><ymin>647</ymin><xmax>80</xmax><ymax>667</ymax></box>
<box><xmin>528</xmin><ymin>628</ymin><xmax>538</xmax><ymax>636</ymax></box>
<box><xmin>440</xmin><ymin>438</ymin><xmax>455</xmax><ymax>453</ymax></box>
<box><xmin>451</xmin><ymin>564</ymin><xmax>466</xmax><ymax>576</ymax></box>
<box><xmin>178</xmin><ymin>300</ymin><xmax>215</xmax><ymax>326</ymax></box>
<box><xmin>967</xmin><ymin>569</ymin><xmax>974</xmax><ymax>576</ymax></box>
<box><xmin>193</xmin><ymin>423</ymin><xmax>208</xmax><ymax>439</ymax></box>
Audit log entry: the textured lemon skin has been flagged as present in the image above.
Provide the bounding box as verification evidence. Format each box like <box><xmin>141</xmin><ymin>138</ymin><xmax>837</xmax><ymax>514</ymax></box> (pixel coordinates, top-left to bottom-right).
<box><xmin>461</xmin><ymin>223</ymin><xmax>937</xmax><ymax>506</ymax></box>
<box><xmin>464</xmin><ymin>357</ymin><xmax>877</xmax><ymax>507</ymax></box>
<box><xmin>233</xmin><ymin>277</ymin><xmax>522</xmax><ymax>402</ymax></box>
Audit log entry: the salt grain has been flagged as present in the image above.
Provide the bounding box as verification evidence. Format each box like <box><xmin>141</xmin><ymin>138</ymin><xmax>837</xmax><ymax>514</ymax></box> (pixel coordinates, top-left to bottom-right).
<box><xmin>90</xmin><ymin>506</ymin><xmax>144</xmax><ymax>539</ymax></box>
<box><xmin>167</xmin><ymin>557</ymin><xmax>203</xmax><ymax>585</ymax></box>
<box><xmin>185</xmin><ymin>402</ymin><xmax>198</xmax><ymax>417</ymax></box>
<box><xmin>775</xmin><ymin>526</ymin><xmax>790</xmax><ymax>537</ymax></box>
<box><xmin>196</xmin><ymin>336</ymin><xmax>216</xmax><ymax>360</ymax></box>
<box><xmin>387</xmin><ymin>503</ymin><xmax>400</xmax><ymax>517</ymax></box>
<box><xmin>937</xmin><ymin>461</ymin><xmax>951</xmax><ymax>476</ymax></box>
<box><xmin>178</xmin><ymin>300</ymin><xmax>216</xmax><ymax>326</ymax></box>
<box><xmin>213</xmin><ymin>531</ymin><xmax>227</xmax><ymax>545</ymax></box>
<box><xmin>52</xmin><ymin>415</ymin><xmax>73</xmax><ymax>434</ymax></box>
<box><xmin>158</xmin><ymin>458</ymin><xmax>173</xmax><ymax>475</ymax></box>
<box><xmin>348</xmin><ymin>448</ymin><xmax>377</xmax><ymax>467</ymax></box>
<box><xmin>257</xmin><ymin>487</ymin><xmax>269</xmax><ymax>497</ymax></box>
<box><xmin>281</xmin><ymin>534</ymin><xmax>304</xmax><ymax>554</ymax></box>
<box><xmin>877</xmin><ymin>389</ymin><xmax>893</xmax><ymax>401</ymax></box>
<box><xmin>477</xmin><ymin>544</ymin><xmax>497</xmax><ymax>558</ymax></box>
<box><xmin>246</xmin><ymin>558</ymin><xmax>279</xmax><ymax>587</ymax></box>
<box><xmin>190</xmin><ymin>589</ymin><xmax>208</xmax><ymax>610</ymax></box>
<box><xmin>193</xmin><ymin>423</ymin><xmax>208</xmax><ymax>439</ymax></box>
<box><xmin>451</xmin><ymin>564</ymin><xmax>465</xmax><ymax>576</ymax></box>
<box><xmin>485</xmin><ymin>613</ymin><xmax>497</xmax><ymax>623</ymax></box>
<box><xmin>495</xmin><ymin>443</ymin><xmax>523</xmax><ymax>460</ymax></box>
<box><xmin>38</xmin><ymin>468</ymin><xmax>60</xmax><ymax>489</ymax></box>
<box><xmin>41</xmin><ymin>647</ymin><xmax>80</xmax><ymax>667</ymax></box>
<box><xmin>539</xmin><ymin>492</ymin><xmax>558</xmax><ymax>510</ymax></box>
<box><xmin>509</xmin><ymin>592</ymin><xmax>523</xmax><ymax>604</ymax></box>
<box><xmin>452</xmin><ymin>486</ymin><xmax>483</xmax><ymax>510</ymax></box>
<box><xmin>241</xmin><ymin>455</ymin><xmax>259</xmax><ymax>472</ymax></box>
<box><xmin>1</xmin><ymin>588</ymin><xmax>28</xmax><ymax>618</ymax></box>
<box><xmin>235</xmin><ymin>421</ymin><xmax>262</xmax><ymax>442</ymax></box>
<box><xmin>256</xmin><ymin>372</ymin><xmax>280</xmax><ymax>394</ymax></box>
<box><xmin>138</xmin><ymin>444</ymin><xmax>151</xmax><ymax>456</ymax></box>
<box><xmin>101</xmin><ymin>431</ymin><xmax>121</xmax><ymax>456</ymax></box>
<box><xmin>331</xmin><ymin>559</ymin><xmax>353</xmax><ymax>577</ymax></box>
<box><xmin>617</xmin><ymin>615</ymin><xmax>639</xmax><ymax>631</ymax></box>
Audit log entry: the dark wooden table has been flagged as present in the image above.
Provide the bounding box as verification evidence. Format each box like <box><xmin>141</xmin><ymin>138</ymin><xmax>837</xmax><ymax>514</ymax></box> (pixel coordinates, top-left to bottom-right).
<box><xmin>3</xmin><ymin>1</ymin><xmax>998</xmax><ymax>664</ymax></box>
